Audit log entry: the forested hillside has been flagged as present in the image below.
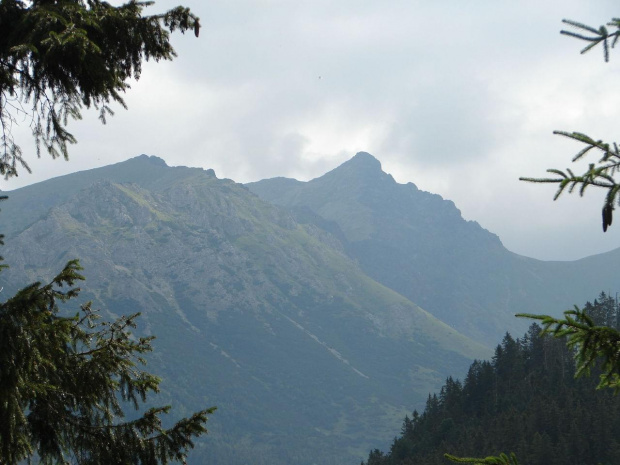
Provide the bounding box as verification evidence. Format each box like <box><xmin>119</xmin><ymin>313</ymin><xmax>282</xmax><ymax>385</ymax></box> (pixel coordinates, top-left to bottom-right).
<box><xmin>363</xmin><ymin>293</ymin><xmax>620</xmax><ymax>465</ymax></box>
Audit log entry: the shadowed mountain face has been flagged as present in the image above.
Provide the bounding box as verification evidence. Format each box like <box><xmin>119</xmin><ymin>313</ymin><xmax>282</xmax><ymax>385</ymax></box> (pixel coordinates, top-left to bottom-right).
<box><xmin>248</xmin><ymin>152</ymin><xmax>620</xmax><ymax>343</ymax></box>
<box><xmin>0</xmin><ymin>155</ymin><xmax>487</xmax><ymax>465</ymax></box>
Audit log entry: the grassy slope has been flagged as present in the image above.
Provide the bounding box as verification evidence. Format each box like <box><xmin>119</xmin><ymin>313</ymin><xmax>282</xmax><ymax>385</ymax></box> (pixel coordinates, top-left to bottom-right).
<box><xmin>0</xmin><ymin>158</ymin><xmax>489</xmax><ymax>465</ymax></box>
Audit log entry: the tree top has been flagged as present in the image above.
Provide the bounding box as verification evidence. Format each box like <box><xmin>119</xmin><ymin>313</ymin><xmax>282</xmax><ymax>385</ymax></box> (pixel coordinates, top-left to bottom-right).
<box><xmin>0</xmin><ymin>0</ymin><xmax>200</xmax><ymax>178</ymax></box>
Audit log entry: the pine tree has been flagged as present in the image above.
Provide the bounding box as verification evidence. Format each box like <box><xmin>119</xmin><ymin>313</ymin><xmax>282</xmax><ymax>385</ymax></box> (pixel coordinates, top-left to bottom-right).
<box><xmin>362</xmin><ymin>318</ymin><xmax>620</xmax><ymax>465</ymax></box>
<box><xmin>0</xmin><ymin>259</ymin><xmax>215</xmax><ymax>464</ymax></box>
<box><xmin>0</xmin><ymin>0</ymin><xmax>200</xmax><ymax>178</ymax></box>
<box><xmin>0</xmin><ymin>1</ymin><xmax>213</xmax><ymax>463</ymax></box>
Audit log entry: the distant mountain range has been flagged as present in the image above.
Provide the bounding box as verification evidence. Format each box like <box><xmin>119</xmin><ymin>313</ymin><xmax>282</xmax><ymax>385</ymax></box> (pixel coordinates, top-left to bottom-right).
<box><xmin>1</xmin><ymin>153</ymin><xmax>617</xmax><ymax>464</ymax></box>
<box><xmin>248</xmin><ymin>152</ymin><xmax>620</xmax><ymax>343</ymax></box>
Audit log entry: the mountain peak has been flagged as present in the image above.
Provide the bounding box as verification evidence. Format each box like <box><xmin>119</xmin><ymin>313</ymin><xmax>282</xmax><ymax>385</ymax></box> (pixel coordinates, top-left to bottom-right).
<box><xmin>133</xmin><ymin>154</ymin><xmax>168</xmax><ymax>167</ymax></box>
<box><xmin>348</xmin><ymin>151</ymin><xmax>382</xmax><ymax>170</ymax></box>
<box><xmin>319</xmin><ymin>151</ymin><xmax>388</xmax><ymax>186</ymax></box>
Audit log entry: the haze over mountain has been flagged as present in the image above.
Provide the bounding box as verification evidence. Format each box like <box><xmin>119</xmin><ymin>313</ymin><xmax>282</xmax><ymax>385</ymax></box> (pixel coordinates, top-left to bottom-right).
<box><xmin>0</xmin><ymin>155</ymin><xmax>485</xmax><ymax>465</ymax></box>
<box><xmin>248</xmin><ymin>152</ymin><xmax>620</xmax><ymax>343</ymax></box>
<box><xmin>1</xmin><ymin>153</ymin><xmax>617</xmax><ymax>464</ymax></box>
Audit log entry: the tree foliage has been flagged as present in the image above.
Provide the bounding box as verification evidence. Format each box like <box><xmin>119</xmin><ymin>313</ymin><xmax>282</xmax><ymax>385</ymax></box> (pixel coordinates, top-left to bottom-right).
<box><xmin>0</xmin><ymin>1</ymin><xmax>213</xmax><ymax>463</ymax></box>
<box><xmin>559</xmin><ymin>18</ymin><xmax>620</xmax><ymax>62</ymax></box>
<box><xmin>0</xmin><ymin>0</ymin><xmax>200</xmax><ymax>178</ymax></box>
<box><xmin>517</xmin><ymin>307</ymin><xmax>620</xmax><ymax>393</ymax></box>
<box><xmin>445</xmin><ymin>15</ymin><xmax>620</xmax><ymax>465</ymax></box>
<box><xmin>520</xmin><ymin>18</ymin><xmax>620</xmax><ymax>232</ymax></box>
<box><xmin>0</xmin><ymin>259</ymin><xmax>215</xmax><ymax>464</ymax></box>
<box><xmin>444</xmin><ymin>453</ymin><xmax>519</xmax><ymax>465</ymax></box>
<box><xmin>361</xmin><ymin>302</ymin><xmax>620</xmax><ymax>465</ymax></box>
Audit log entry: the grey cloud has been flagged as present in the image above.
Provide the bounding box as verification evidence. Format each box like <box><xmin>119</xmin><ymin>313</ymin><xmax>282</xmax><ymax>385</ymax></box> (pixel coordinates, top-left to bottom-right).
<box><xmin>5</xmin><ymin>0</ymin><xmax>620</xmax><ymax>261</ymax></box>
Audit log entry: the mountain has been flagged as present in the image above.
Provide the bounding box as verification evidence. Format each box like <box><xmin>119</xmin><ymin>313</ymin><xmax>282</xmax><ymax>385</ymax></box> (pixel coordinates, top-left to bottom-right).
<box><xmin>0</xmin><ymin>155</ymin><xmax>488</xmax><ymax>465</ymax></box>
<box><xmin>247</xmin><ymin>152</ymin><xmax>620</xmax><ymax>344</ymax></box>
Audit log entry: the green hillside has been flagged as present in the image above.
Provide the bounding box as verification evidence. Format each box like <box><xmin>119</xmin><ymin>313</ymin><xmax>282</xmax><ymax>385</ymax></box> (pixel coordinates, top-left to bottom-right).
<box><xmin>0</xmin><ymin>155</ymin><xmax>487</xmax><ymax>465</ymax></box>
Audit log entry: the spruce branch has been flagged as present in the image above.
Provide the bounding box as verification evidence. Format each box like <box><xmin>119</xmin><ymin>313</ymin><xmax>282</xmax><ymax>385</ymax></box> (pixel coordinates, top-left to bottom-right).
<box><xmin>561</xmin><ymin>18</ymin><xmax>620</xmax><ymax>61</ymax></box>
<box><xmin>520</xmin><ymin>131</ymin><xmax>620</xmax><ymax>231</ymax></box>
<box><xmin>445</xmin><ymin>452</ymin><xmax>519</xmax><ymax>464</ymax></box>
<box><xmin>517</xmin><ymin>309</ymin><xmax>620</xmax><ymax>392</ymax></box>
<box><xmin>0</xmin><ymin>260</ymin><xmax>214</xmax><ymax>463</ymax></box>
<box><xmin>0</xmin><ymin>0</ymin><xmax>200</xmax><ymax>178</ymax></box>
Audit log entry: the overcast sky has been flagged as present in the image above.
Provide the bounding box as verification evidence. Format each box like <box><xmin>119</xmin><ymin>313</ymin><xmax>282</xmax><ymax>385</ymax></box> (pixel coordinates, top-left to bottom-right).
<box><xmin>4</xmin><ymin>1</ymin><xmax>620</xmax><ymax>261</ymax></box>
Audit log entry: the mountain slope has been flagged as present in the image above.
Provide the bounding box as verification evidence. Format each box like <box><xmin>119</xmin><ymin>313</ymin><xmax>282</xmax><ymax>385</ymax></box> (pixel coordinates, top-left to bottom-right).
<box><xmin>248</xmin><ymin>152</ymin><xmax>620</xmax><ymax>344</ymax></box>
<box><xmin>0</xmin><ymin>156</ymin><xmax>487</xmax><ymax>465</ymax></box>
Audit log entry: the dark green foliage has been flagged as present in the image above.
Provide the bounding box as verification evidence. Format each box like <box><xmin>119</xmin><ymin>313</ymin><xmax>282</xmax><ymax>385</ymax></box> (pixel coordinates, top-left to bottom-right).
<box><xmin>0</xmin><ymin>1</ymin><xmax>211</xmax><ymax>462</ymax></box>
<box><xmin>520</xmin><ymin>18</ymin><xmax>620</xmax><ymax>231</ymax></box>
<box><xmin>560</xmin><ymin>18</ymin><xmax>620</xmax><ymax>62</ymax></box>
<box><xmin>0</xmin><ymin>259</ymin><xmax>214</xmax><ymax>464</ymax></box>
<box><xmin>518</xmin><ymin>303</ymin><xmax>620</xmax><ymax>392</ymax></box>
<box><xmin>362</xmin><ymin>295</ymin><xmax>620</xmax><ymax>465</ymax></box>
<box><xmin>0</xmin><ymin>0</ymin><xmax>199</xmax><ymax>177</ymax></box>
<box><xmin>520</xmin><ymin>131</ymin><xmax>620</xmax><ymax>232</ymax></box>
<box><xmin>444</xmin><ymin>453</ymin><xmax>519</xmax><ymax>465</ymax></box>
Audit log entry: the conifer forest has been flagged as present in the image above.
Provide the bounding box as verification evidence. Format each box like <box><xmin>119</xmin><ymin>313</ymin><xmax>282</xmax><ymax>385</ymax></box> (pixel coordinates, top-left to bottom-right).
<box><xmin>363</xmin><ymin>294</ymin><xmax>620</xmax><ymax>465</ymax></box>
